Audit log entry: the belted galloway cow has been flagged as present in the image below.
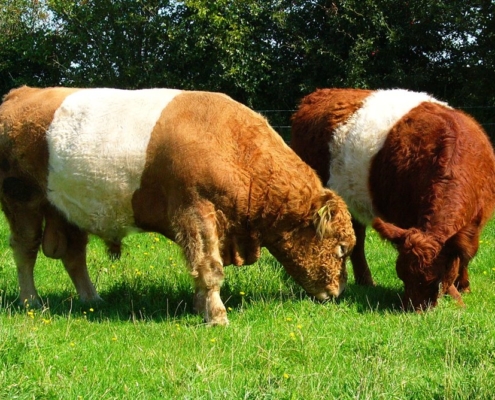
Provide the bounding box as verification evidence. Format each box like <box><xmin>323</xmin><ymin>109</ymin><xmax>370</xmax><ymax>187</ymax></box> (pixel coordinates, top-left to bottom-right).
<box><xmin>0</xmin><ymin>86</ymin><xmax>355</xmax><ymax>325</ymax></box>
<box><xmin>291</xmin><ymin>88</ymin><xmax>495</xmax><ymax>310</ymax></box>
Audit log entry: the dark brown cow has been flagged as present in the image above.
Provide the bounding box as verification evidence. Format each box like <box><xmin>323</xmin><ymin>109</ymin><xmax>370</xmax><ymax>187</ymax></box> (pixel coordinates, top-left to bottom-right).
<box><xmin>291</xmin><ymin>88</ymin><xmax>495</xmax><ymax>310</ymax></box>
<box><xmin>0</xmin><ymin>86</ymin><xmax>355</xmax><ymax>325</ymax></box>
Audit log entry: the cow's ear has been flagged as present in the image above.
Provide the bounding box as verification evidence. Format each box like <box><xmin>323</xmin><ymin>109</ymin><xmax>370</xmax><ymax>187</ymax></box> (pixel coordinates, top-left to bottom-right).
<box><xmin>372</xmin><ymin>218</ymin><xmax>406</xmax><ymax>244</ymax></box>
<box><xmin>373</xmin><ymin>218</ymin><xmax>440</xmax><ymax>267</ymax></box>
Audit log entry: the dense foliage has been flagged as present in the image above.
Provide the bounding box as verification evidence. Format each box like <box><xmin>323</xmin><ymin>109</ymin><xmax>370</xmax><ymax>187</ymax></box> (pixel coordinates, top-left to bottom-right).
<box><xmin>1</xmin><ymin>0</ymin><xmax>494</xmax><ymax>134</ymax></box>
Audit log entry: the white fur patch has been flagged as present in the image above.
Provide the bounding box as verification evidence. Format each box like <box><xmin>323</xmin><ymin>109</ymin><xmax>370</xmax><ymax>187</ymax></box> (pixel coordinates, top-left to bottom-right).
<box><xmin>329</xmin><ymin>89</ymin><xmax>448</xmax><ymax>224</ymax></box>
<box><xmin>46</xmin><ymin>88</ymin><xmax>182</xmax><ymax>240</ymax></box>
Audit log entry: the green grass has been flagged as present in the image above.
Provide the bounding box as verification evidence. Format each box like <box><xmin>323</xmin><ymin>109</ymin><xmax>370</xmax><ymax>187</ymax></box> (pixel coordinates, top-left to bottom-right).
<box><xmin>2</xmin><ymin>217</ymin><xmax>495</xmax><ymax>399</ymax></box>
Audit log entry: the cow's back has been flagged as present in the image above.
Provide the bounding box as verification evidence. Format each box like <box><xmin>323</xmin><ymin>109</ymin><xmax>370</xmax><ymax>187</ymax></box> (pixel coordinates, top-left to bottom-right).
<box><xmin>134</xmin><ymin>91</ymin><xmax>324</xmax><ymax>237</ymax></box>
<box><xmin>44</xmin><ymin>88</ymin><xmax>182</xmax><ymax>240</ymax></box>
<box><xmin>290</xmin><ymin>88</ymin><xmax>372</xmax><ymax>185</ymax></box>
<box><xmin>369</xmin><ymin>102</ymin><xmax>495</xmax><ymax>230</ymax></box>
<box><xmin>2</xmin><ymin>87</ymin><xmax>320</xmax><ymax>243</ymax></box>
<box><xmin>291</xmin><ymin>88</ymin><xmax>453</xmax><ymax>224</ymax></box>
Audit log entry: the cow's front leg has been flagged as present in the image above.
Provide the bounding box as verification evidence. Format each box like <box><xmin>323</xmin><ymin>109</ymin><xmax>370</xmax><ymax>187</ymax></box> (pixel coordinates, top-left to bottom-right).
<box><xmin>455</xmin><ymin>259</ymin><xmax>471</xmax><ymax>293</ymax></box>
<box><xmin>449</xmin><ymin>226</ymin><xmax>478</xmax><ymax>297</ymax></box>
<box><xmin>193</xmin><ymin>258</ymin><xmax>227</xmax><ymax>326</ymax></box>
<box><xmin>175</xmin><ymin>203</ymin><xmax>228</xmax><ymax>326</ymax></box>
<box><xmin>454</xmin><ymin>239</ymin><xmax>476</xmax><ymax>295</ymax></box>
<box><xmin>351</xmin><ymin>219</ymin><xmax>375</xmax><ymax>286</ymax></box>
<box><xmin>441</xmin><ymin>252</ymin><xmax>467</xmax><ymax>307</ymax></box>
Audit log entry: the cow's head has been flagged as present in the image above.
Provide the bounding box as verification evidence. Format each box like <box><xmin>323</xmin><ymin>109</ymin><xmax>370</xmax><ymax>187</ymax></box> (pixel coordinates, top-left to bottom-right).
<box><xmin>267</xmin><ymin>189</ymin><xmax>355</xmax><ymax>300</ymax></box>
<box><xmin>372</xmin><ymin>218</ymin><xmax>445</xmax><ymax>310</ymax></box>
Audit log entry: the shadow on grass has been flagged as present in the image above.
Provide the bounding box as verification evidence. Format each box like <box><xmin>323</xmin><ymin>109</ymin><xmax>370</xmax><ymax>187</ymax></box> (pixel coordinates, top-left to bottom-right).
<box><xmin>340</xmin><ymin>282</ymin><xmax>405</xmax><ymax>313</ymax></box>
<box><xmin>0</xmin><ymin>281</ymin><xmax>282</xmax><ymax>324</ymax></box>
<box><xmin>2</xmin><ymin>279</ymin><xmax>407</xmax><ymax>322</ymax></box>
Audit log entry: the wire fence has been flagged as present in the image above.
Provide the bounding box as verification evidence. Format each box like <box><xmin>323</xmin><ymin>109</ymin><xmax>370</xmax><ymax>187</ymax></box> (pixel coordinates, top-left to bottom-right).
<box><xmin>257</xmin><ymin>107</ymin><xmax>495</xmax><ymax>142</ymax></box>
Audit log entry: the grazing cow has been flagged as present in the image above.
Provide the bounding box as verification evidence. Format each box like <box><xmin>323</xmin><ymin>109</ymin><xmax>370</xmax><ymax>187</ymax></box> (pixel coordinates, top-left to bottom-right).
<box><xmin>291</xmin><ymin>88</ymin><xmax>495</xmax><ymax>310</ymax></box>
<box><xmin>0</xmin><ymin>86</ymin><xmax>355</xmax><ymax>325</ymax></box>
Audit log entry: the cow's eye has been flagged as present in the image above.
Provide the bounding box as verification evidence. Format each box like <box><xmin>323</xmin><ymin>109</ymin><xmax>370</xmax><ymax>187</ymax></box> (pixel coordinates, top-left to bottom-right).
<box><xmin>336</xmin><ymin>244</ymin><xmax>348</xmax><ymax>258</ymax></box>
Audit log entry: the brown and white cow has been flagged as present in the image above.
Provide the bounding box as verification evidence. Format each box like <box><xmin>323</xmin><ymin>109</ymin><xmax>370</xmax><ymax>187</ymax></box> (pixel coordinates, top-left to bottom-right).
<box><xmin>0</xmin><ymin>86</ymin><xmax>355</xmax><ymax>325</ymax></box>
<box><xmin>291</xmin><ymin>88</ymin><xmax>495</xmax><ymax>310</ymax></box>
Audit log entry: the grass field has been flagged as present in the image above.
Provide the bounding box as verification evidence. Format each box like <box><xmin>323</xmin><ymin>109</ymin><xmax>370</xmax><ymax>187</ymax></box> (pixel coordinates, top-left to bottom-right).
<box><xmin>1</xmin><ymin>216</ymin><xmax>495</xmax><ymax>399</ymax></box>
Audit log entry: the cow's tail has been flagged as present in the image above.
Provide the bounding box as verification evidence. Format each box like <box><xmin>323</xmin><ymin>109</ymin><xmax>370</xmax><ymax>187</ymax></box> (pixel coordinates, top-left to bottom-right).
<box><xmin>372</xmin><ymin>217</ymin><xmax>441</xmax><ymax>268</ymax></box>
<box><xmin>105</xmin><ymin>240</ymin><xmax>122</xmax><ymax>261</ymax></box>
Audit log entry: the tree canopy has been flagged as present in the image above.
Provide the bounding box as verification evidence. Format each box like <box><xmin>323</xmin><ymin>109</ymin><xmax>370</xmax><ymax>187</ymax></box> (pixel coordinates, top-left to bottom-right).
<box><xmin>1</xmin><ymin>0</ymin><xmax>494</xmax><ymax>136</ymax></box>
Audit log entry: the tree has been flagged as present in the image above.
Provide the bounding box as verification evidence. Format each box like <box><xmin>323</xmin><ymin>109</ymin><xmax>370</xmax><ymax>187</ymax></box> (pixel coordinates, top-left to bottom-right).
<box><xmin>0</xmin><ymin>0</ymin><xmax>62</xmax><ymax>94</ymax></box>
<box><xmin>1</xmin><ymin>0</ymin><xmax>493</xmax><ymax>137</ymax></box>
<box><xmin>46</xmin><ymin>0</ymin><xmax>183</xmax><ymax>88</ymax></box>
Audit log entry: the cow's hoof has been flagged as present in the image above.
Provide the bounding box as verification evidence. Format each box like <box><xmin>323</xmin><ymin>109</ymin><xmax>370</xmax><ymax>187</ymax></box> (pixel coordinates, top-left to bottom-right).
<box><xmin>446</xmin><ymin>285</ymin><xmax>466</xmax><ymax>307</ymax></box>
<box><xmin>354</xmin><ymin>277</ymin><xmax>376</xmax><ymax>286</ymax></box>
<box><xmin>207</xmin><ymin>316</ymin><xmax>229</xmax><ymax>327</ymax></box>
<box><xmin>79</xmin><ymin>294</ymin><xmax>104</xmax><ymax>305</ymax></box>
<box><xmin>19</xmin><ymin>296</ymin><xmax>41</xmax><ymax>309</ymax></box>
<box><xmin>206</xmin><ymin>308</ymin><xmax>229</xmax><ymax>326</ymax></box>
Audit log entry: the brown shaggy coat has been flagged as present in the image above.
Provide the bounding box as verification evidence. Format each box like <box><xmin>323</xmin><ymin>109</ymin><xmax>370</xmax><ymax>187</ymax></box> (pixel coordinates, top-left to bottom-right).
<box><xmin>291</xmin><ymin>88</ymin><xmax>495</xmax><ymax>310</ymax></box>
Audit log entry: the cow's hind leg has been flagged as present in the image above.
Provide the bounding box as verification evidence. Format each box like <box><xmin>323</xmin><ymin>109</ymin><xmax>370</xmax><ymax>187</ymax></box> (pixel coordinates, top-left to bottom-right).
<box><xmin>43</xmin><ymin>207</ymin><xmax>101</xmax><ymax>303</ymax></box>
<box><xmin>1</xmin><ymin>194</ymin><xmax>44</xmax><ymax>306</ymax></box>
<box><xmin>10</xmin><ymin>213</ymin><xmax>43</xmax><ymax>307</ymax></box>
<box><xmin>175</xmin><ymin>203</ymin><xmax>228</xmax><ymax>326</ymax></box>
